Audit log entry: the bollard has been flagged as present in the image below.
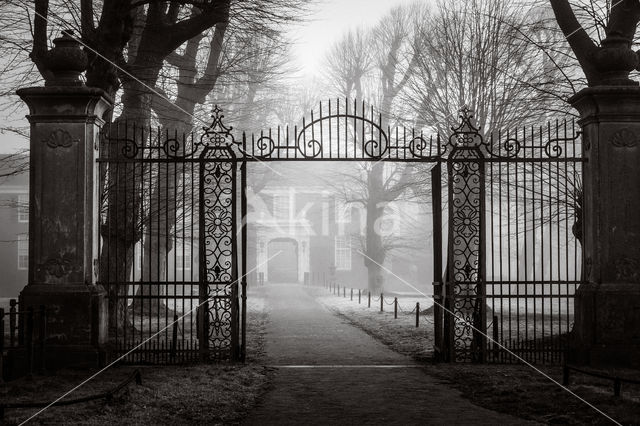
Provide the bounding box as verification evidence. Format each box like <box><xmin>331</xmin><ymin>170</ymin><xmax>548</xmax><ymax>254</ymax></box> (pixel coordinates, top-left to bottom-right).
<box><xmin>368</xmin><ymin>292</ymin><xmax>371</xmax><ymax>308</ymax></box>
<box><xmin>416</xmin><ymin>302</ymin><xmax>420</xmax><ymax>327</ymax></box>
<box><xmin>394</xmin><ymin>298</ymin><xmax>397</xmax><ymax>319</ymax></box>
<box><xmin>380</xmin><ymin>293</ymin><xmax>384</xmax><ymax>312</ymax></box>
<box><xmin>358</xmin><ymin>289</ymin><xmax>361</xmax><ymax>304</ymax></box>
<box><xmin>9</xmin><ymin>300</ymin><xmax>16</xmax><ymax>347</ymax></box>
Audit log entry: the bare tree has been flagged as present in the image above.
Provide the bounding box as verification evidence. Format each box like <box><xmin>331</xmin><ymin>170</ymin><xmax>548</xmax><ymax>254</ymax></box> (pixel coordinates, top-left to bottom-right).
<box><xmin>129</xmin><ymin>17</ymin><xmax>295</xmax><ymax>315</ymax></box>
<box><xmin>323</xmin><ymin>4</ymin><xmax>429</xmax><ymax>293</ymax></box>
<box><xmin>405</xmin><ymin>0</ymin><xmax>568</xmax><ymax>135</ymax></box>
<box><xmin>323</xmin><ymin>28</ymin><xmax>374</xmax><ymax>101</ymax></box>
<box><xmin>550</xmin><ymin>0</ymin><xmax>640</xmax><ymax>86</ymax></box>
<box><xmin>21</xmin><ymin>0</ymin><xmax>309</xmax><ymax>327</ymax></box>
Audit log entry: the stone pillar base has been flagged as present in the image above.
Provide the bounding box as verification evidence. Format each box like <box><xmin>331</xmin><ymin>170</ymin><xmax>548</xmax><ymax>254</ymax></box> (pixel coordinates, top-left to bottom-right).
<box><xmin>19</xmin><ymin>284</ymin><xmax>108</xmax><ymax>369</ymax></box>
<box><xmin>570</xmin><ymin>283</ymin><xmax>640</xmax><ymax>368</ymax></box>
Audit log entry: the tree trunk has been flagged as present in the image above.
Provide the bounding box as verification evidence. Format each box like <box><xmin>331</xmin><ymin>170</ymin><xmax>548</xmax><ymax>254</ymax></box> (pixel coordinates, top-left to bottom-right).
<box><xmin>133</xmin><ymin>161</ymin><xmax>178</xmax><ymax>316</ymax></box>
<box><xmin>365</xmin><ymin>162</ymin><xmax>386</xmax><ymax>293</ymax></box>
<box><xmin>100</xmin><ymin>58</ymin><xmax>162</xmax><ymax>330</ymax></box>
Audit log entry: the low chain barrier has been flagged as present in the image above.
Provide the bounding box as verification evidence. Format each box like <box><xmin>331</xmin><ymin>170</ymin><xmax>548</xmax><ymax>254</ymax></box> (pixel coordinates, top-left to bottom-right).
<box><xmin>322</xmin><ymin>281</ymin><xmax>433</xmax><ymax>328</ymax></box>
<box><xmin>563</xmin><ymin>365</ymin><xmax>640</xmax><ymax>398</ymax></box>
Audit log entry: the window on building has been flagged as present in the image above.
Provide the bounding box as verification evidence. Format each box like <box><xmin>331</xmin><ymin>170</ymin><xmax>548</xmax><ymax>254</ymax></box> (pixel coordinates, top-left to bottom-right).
<box><xmin>273</xmin><ymin>194</ymin><xmax>289</xmax><ymax>220</ymax></box>
<box><xmin>335</xmin><ymin>200</ymin><xmax>351</xmax><ymax>223</ymax></box>
<box><xmin>335</xmin><ymin>235</ymin><xmax>351</xmax><ymax>271</ymax></box>
<box><xmin>176</xmin><ymin>244</ymin><xmax>192</xmax><ymax>271</ymax></box>
<box><xmin>18</xmin><ymin>194</ymin><xmax>28</xmax><ymax>223</ymax></box>
<box><xmin>17</xmin><ymin>234</ymin><xmax>28</xmax><ymax>270</ymax></box>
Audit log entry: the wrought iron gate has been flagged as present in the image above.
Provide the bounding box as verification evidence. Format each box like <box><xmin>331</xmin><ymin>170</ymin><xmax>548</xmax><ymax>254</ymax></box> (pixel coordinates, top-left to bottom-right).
<box><xmin>98</xmin><ymin>100</ymin><xmax>583</xmax><ymax>364</ymax></box>
<box><xmin>99</xmin><ymin>107</ymin><xmax>247</xmax><ymax>363</ymax></box>
<box><xmin>435</xmin><ymin>108</ymin><xmax>584</xmax><ymax>363</ymax></box>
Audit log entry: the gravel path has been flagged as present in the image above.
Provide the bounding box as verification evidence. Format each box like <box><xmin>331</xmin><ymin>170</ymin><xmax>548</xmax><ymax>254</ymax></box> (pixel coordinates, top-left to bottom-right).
<box><xmin>243</xmin><ymin>283</ymin><xmax>535</xmax><ymax>425</ymax></box>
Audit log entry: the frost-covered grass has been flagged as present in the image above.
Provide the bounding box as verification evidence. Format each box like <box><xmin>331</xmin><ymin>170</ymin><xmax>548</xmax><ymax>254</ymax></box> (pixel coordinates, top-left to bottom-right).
<box><xmin>1</xmin><ymin>293</ymin><xmax>271</xmax><ymax>425</ymax></box>
<box><xmin>315</xmin><ymin>288</ymin><xmax>435</xmax><ymax>362</ymax></box>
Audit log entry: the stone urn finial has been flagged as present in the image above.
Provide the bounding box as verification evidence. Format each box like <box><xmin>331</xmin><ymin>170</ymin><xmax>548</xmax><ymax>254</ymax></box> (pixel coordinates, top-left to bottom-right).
<box><xmin>45</xmin><ymin>30</ymin><xmax>88</xmax><ymax>87</ymax></box>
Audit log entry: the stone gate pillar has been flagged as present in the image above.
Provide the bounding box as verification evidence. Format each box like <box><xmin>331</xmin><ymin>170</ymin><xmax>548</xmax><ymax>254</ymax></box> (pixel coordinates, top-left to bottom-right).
<box><xmin>16</xmin><ymin>31</ymin><xmax>112</xmax><ymax>367</ymax></box>
<box><xmin>570</xmin><ymin>87</ymin><xmax>640</xmax><ymax>367</ymax></box>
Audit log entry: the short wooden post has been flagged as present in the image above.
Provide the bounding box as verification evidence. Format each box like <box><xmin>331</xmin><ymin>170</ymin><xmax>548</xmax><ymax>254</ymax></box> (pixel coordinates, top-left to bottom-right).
<box><xmin>416</xmin><ymin>302</ymin><xmax>420</xmax><ymax>327</ymax></box>
<box><xmin>380</xmin><ymin>293</ymin><xmax>384</xmax><ymax>312</ymax></box>
<box><xmin>394</xmin><ymin>298</ymin><xmax>398</xmax><ymax>319</ymax></box>
<box><xmin>614</xmin><ymin>378</ymin><xmax>621</xmax><ymax>397</ymax></box>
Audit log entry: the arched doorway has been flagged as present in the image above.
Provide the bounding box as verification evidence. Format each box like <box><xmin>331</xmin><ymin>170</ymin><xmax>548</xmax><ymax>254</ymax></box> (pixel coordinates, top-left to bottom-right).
<box><xmin>268</xmin><ymin>238</ymin><xmax>299</xmax><ymax>283</ymax></box>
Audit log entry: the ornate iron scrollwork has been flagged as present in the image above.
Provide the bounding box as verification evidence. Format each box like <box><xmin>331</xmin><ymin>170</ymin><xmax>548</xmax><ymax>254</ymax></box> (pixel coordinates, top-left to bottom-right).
<box><xmin>199</xmin><ymin>105</ymin><xmax>238</xmax><ymax>359</ymax></box>
<box><xmin>447</xmin><ymin>107</ymin><xmax>485</xmax><ymax>363</ymax></box>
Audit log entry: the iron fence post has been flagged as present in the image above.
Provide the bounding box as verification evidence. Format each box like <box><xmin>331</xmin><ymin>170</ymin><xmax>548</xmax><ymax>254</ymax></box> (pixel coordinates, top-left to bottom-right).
<box><xmin>492</xmin><ymin>315</ymin><xmax>499</xmax><ymax>361</ymax></box>
<box><xmin>394</xmin><ymin>298</ymin><xmax>397</xmax><ymax>319</ymax></box>
<box><xmin>9</xmin><ymin>300</ymin><xmax>16</xmax><ymax>347</ymax></box>
<box><xmin>0</xmin><ymin>308</ymin><xmax>4</xmax><ymax>382</ymax></box>
<box><xmin>431</xmin><ymin>161</ymin><xmax>443</xmax><ymax>361</ymax></box>
<box><xmin>416</xmin><ymin>302</ymin><xmax>420</xmax><ymax>328</ymax></box>
<box><xmin>171</xmin><ymin>314</ymin><xmax>178</xmax><ymax>363</ymax></box>
<box><xmin>241</xmin><ymin>279</ymin><xmax>247</xmax><ymax>362</ymax></box>
<box><xmin>368</xmin><ymin>292</ymin><xmax>371</xmax><ymax>308</ymax></box>
<box><xmin>380</xmin><ymin>293</ymin><xmax>384</xmax><ymax>312</ymax></box>
<box><xmin>26</xmin><ymin>307</ymin><xmax>33</xmax><ymax>378</ymax></box>
<box><xmin>358</xmin><ymin>289</ymin><xmax>361</xmax><ymax>304</ymax></box>
<box><xmin>38</xmin><ymin>305</ymin><xmax>46</xmax><ymax>373</ymax></box>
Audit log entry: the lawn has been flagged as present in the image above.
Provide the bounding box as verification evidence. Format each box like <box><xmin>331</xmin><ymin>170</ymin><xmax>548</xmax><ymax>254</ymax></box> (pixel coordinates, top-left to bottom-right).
<box><xmin>0</xmin><ymin>293</ymin><xmax>271</xmax><ymax>425</ymax></box>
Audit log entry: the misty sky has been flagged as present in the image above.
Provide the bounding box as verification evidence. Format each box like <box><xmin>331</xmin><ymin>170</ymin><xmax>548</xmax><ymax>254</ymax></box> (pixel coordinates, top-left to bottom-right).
<box><xmin>290</xmin><ymin>0</ymin><xmax>428</xmax><ymax>79</ymax></box>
